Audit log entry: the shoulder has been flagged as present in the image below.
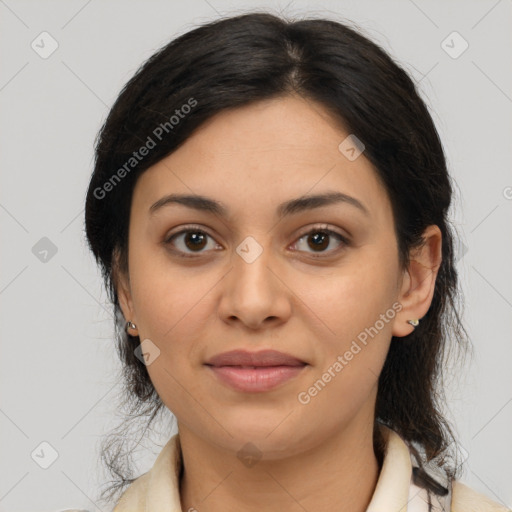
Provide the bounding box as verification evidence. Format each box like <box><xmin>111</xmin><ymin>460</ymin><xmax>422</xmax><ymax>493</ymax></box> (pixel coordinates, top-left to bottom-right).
<box><xmin>452</xmin><ymin>480</ymin><xmax>510</xmax><ymax>512</ymax></box>
<box><xmin>55</xmin><ymin>473</ymin><xmax>151</xmax><ymax>512</ymax></box>
<box><xmin>111</xmin><ymin>472</ymin><xmax>151</xmax><ymax>511</ymax></box>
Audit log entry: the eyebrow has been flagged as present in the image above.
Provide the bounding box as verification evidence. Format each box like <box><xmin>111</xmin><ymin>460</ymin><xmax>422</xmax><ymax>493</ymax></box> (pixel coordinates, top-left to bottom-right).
<box><xmin>149</xmin><ymin>191</ymin><xmax>369</xmax><ymax>218</ymax></box>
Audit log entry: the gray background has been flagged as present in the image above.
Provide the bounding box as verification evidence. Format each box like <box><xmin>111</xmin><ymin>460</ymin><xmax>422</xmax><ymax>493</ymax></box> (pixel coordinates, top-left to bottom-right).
<box><xmin>1</xmin><ymin>0</ymin><xmax>511</xmax><ymax>510</ymax></box>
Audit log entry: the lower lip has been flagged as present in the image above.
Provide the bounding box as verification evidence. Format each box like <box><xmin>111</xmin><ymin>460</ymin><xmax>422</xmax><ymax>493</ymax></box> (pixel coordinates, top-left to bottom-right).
<box><xmin>206</xmin><ymin>365</ymin><xmax>306</xmax><ymax>393</ymax></box>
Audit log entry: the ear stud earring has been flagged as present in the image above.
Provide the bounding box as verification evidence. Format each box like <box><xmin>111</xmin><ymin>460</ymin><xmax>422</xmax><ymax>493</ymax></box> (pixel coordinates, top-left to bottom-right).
<box><xmin>407</xmin><ymin>319</ymin><xmax>420</xmax><ymax>328</ymax></box>
<box><xmin>125</xmin><ymin>321</ymin><xmax>137</xmax><ymax>333</ymax></box>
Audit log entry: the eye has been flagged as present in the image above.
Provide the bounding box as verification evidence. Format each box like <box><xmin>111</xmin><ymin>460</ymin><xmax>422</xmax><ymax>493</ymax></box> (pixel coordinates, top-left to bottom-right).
<box><xmin>164</xmin><ymin>226</ymin><xmax>221</xmax><ymax>258</ymax></box>
<box><xmin>164</xmin><ymin>224</ymin><xmax>349</xmax><ymax>259</ymax></box>
<box><xmin>291</xmin><ymin>225</ymin><xmax>349</xmax><ymax>256</ymax></box>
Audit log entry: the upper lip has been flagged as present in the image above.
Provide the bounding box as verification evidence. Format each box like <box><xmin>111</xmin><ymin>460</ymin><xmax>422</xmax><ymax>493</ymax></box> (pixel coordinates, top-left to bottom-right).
<box><xmin>205</xmin><ymin>349</ymin><xmax>306</xmax><ymax>367</ymax></box>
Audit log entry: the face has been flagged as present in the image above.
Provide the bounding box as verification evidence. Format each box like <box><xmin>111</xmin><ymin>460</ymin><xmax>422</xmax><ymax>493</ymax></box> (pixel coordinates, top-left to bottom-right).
<box><xmin>116</xmin><ymin>95</ymin><xmax>412</xmax><ymax>459</ymax></box>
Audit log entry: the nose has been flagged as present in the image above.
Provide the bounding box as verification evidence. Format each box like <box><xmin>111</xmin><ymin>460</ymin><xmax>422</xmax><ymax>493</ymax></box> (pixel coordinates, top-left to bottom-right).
<box><xmin>217</xmin><ymin>237</ymin><xmax>292</xmax><ymax>330</ymax></box>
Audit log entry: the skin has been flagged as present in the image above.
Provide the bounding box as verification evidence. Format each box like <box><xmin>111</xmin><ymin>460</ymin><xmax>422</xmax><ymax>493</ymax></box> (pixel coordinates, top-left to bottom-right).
<box><xmin>115</xmin><ymin>94</ymin><xmax>442</xmax><ymax>512</ymax></box>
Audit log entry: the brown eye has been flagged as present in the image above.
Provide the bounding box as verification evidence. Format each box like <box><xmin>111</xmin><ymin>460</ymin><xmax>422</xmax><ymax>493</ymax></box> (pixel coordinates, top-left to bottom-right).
<box><xmin>293</xmin><ymin>227</ymin><xmax>349</xmax><ymax>256</ymax></box>
<box><xmin>307</xmin><ymin>232</ymin><xmax>330</xmax><ymax>251</ymax></box>
<box><xmin>183</xmin><ymin>231</ymin><xmax>208</xmax><ymax>251</ymax></box>
<box><xmin>165</xmin><ymin>228</ymin><xmax>219</xmax><ymax>257</ymax></box>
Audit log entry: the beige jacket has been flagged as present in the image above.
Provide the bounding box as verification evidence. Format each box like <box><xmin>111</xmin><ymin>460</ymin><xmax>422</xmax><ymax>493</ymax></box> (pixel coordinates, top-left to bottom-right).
<box><xmin>107</xmin><ymin>426</ymin><xmax>509</xmax><ymax>512</ymax></box>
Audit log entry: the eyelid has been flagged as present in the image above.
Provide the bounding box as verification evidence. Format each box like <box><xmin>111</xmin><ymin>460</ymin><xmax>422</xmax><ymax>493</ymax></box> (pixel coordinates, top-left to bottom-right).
<box><xmin>295</xmin><ymin>223</ymin><xmax>349</xmax><ymax>241</ymax></box>
<box><xmin>164</xmin><ymin>223</ymin><xmax>214</xmax><ymax>243</ymax></box>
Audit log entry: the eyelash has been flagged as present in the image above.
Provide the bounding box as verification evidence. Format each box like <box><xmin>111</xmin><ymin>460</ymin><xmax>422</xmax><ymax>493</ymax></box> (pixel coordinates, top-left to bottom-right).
<box><xmin>164</xmin><ymin>224</ymin><xmax>350</xmax><ymax>259</ymax></box>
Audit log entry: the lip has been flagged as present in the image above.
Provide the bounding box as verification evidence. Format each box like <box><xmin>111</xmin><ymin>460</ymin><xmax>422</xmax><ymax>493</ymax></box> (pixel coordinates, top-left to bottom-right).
<box><xmin>204</xmin><ymin>349</ymin><xmax>307</xmax><ymax>393</ymax></box>
<box><xmin>205</xmin><ymin>349</ymin><xmax>306</xmax><ymax>367</ymax></box>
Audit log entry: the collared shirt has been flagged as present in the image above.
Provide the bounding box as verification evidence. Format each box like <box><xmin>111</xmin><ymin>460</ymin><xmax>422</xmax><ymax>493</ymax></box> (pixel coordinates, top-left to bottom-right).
<box><xmin>107</xmin><ymin>425</ymin><xmax>508</xmax><ymax>512</ymax></box>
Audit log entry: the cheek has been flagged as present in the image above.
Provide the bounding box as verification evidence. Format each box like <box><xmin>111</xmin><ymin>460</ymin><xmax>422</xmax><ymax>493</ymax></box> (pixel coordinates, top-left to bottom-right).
<box><xmin>128</xmin><ymin>248</ymin><xmax>225</xmax><ymax>403</ymax></box>
<box><xmin>132</xmin><ymin>266</ymin><xmax>216</xmax><ymax>346</ymax></box>
<box><xmin>293</xmin><ymin>251</ymin><xmax>399</xmax><ymax>398</ymax></box>
<box><xmin>299</xmin><ymin>252</ymin><xmax>399</xmax><ymax>344</ymax></box>
<box><xmin>130</xmin><ymin>264</ymin><xmax>218</xmax><ymax>420</ymax></box>
<box><xmin>129</xmin><ymin>236</ymin><xmax>205</xmax><ymax>334</ymax></box>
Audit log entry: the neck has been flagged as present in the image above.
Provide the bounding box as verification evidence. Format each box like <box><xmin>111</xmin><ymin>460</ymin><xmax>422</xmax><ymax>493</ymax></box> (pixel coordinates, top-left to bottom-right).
<box><xmin>179</xmin><ymin>417</ymin><xmax>382</xmax><ymax>512</ymax></box>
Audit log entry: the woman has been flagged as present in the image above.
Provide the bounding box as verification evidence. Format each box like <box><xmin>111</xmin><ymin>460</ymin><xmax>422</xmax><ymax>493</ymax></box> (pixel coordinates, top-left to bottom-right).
<box><xmin>83</xmin><ymin>12</ymin><xmax>509</xmax><ymax>512</ymax></box>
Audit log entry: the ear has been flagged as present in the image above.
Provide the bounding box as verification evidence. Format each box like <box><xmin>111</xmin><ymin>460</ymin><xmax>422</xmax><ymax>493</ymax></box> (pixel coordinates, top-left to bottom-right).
<box><xmin>112</xmin><ymin>248</ymin><xmax>137</xmax><ymax>329</ymax></box>
<box><xmin>392</xmin><ymin>225</ymin><xmax>442</xmax><ymax>337</ymax></box>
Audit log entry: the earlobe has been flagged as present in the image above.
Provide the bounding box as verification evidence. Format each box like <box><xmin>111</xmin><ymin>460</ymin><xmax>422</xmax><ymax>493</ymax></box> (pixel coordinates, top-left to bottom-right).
<box><xmin>112</xmin><ymin>249</ymin><xmax>137</xmax><ymax>328</ymax></box>
<box><xmin>392</xmin><ymin>225</ymin><xmax>442</xmax><ymax>338</ymax></box>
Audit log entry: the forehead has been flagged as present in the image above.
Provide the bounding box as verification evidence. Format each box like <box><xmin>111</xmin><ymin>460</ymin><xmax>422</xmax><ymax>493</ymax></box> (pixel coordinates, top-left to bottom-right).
<box><xmin>132</xmin><ymin>95</ymin><xmax>391</xmax><ymax>222</ymax></box>
<box><xmin>183</xmin><ymin>95</ymin><xmax>352</xmax><ymax>161</ymax></box>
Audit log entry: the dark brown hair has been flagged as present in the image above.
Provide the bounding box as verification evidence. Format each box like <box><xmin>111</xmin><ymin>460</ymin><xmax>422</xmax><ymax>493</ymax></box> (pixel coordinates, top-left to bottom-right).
<box><xmin>84</xmin><ymin>11</ymin><xmax>469</xmax><ymax>507</ymax></box>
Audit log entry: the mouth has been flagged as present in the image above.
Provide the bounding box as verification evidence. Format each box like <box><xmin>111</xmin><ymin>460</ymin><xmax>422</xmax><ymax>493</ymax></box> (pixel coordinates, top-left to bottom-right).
<box><xmin>204</xmin><ymin>349</ymin><xmax>308</xmax><ymax>393</ymax></box>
